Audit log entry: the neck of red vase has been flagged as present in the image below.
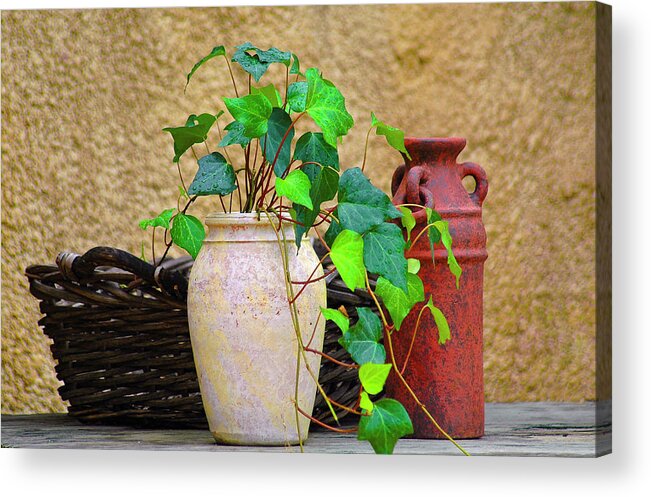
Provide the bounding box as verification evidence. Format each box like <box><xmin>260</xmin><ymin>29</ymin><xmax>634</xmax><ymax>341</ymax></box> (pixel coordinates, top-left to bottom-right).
<box><xmin>404</xmin><ymin>137</ymin><xmax>467</xmax><ymax>167</ymax></box>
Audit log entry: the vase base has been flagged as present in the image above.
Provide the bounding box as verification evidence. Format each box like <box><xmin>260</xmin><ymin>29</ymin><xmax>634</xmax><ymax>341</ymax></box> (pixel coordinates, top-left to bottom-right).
<box><xmin>407</xmin><ymin>428</ymin><xmax>484</xmax><ymax>440</ymax></box>
<box><xmin>211</xmin><ymin>431</ymin><xmax>307</xmax><ymax>447</ymax></box>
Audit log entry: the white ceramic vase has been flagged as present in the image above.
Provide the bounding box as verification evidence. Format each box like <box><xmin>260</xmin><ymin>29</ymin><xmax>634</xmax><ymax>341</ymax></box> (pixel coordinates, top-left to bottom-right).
<box><xmin>187</xmin><ymin>213</ymin><xmax>326</xmax><ymax>445</ymax></box>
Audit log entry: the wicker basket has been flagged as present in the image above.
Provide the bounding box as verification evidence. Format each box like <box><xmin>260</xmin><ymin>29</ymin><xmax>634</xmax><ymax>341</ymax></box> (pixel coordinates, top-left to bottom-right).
<box><xmin>26</xmin><ymin>241</ymin><xmax>378</xmax><ymax>428</ymax></box>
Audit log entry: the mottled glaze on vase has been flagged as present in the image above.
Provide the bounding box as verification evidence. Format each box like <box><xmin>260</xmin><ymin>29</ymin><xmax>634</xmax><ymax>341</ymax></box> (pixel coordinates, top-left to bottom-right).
<box><xmin>188</xmin><ymin>213</ymin><xmax>326</xmax><ymax>445</ymax></box>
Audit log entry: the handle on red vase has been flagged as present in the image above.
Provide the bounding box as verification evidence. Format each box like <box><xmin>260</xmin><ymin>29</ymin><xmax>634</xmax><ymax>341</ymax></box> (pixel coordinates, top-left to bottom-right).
<box><xmin>460</xmin><ymin>162</ymin><xmax>488</xmax><ymax>207</ymax></box>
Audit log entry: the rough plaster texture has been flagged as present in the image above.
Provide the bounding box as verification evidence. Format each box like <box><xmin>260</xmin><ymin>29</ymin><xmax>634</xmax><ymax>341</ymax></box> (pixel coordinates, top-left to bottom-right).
<box><xmin>1</xmin><ymin>2</ymin><xmax>601</xmax><ymax>413</ymax></box>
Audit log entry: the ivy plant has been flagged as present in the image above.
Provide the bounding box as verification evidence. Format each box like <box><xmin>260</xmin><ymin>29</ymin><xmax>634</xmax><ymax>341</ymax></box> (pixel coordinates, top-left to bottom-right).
<box><xmin>139</xmin><ymin>43</ymin><xmax>467</xmax><ymax>455</ymax></box>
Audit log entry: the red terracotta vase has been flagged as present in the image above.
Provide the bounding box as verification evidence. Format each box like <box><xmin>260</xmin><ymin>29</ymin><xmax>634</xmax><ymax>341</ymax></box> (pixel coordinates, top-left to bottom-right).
<box><xmin>387</xmin><ymin>137</ymin><xmax>488</xmax><ymax>439</ymax></box>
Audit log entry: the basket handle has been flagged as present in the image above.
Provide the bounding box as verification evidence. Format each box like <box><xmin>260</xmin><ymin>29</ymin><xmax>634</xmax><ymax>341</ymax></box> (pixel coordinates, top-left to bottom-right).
<box><xmin>56</xmin><ymin>246</ymin><xmax>188</xmax><ymax>300</ymax></box>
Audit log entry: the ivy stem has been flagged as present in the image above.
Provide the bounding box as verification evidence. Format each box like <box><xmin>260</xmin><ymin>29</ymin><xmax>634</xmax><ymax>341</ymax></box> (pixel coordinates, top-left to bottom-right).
<box><xmin>215</xmin><ymin>121</ymin><xmax>237</xmax><ymax>211</ymax></box>
<box><xmin>410</xmin><ymin>221</ymin><xmax>443</xmax><ymax>248</ymax></box>
<box><xmin>289</xmin><ymin>251</ymin><xmax>331</xmax><ymax>305</ymax></box>
<box><xmin>305</xmin><ymin>312</ymin><xmax>322</xmax><ymax>349</ymax></box>
<box><xmin>312</xmin><ymin>213</ymin><xmax>333</xmax><ymax>228</ymax></box>
<box><xmin>365</xmin><ymin>272</ymin><xmax>390</xmax><ymax>329</ymax></box>
<box><xmin>383</xmin><ymin>321</ymin><xmax>470</xmax><ymax>456</ymax></box>
<box><xmin>251</xmin><ymin>138</ymin><xmax>260</xmax><ymax>173</ymax></box>
<box><xmin>155</xmin><ymin>196</ymin><xmax>198</xmax><ymax>268</ymax></box>
<box><xmin>317</xmin><ymin>207</ymin><xmax>339</xmax><ymax>224</ymax></box>
<box><xmin>224</xmin><ymin>57</ymin><xmax>240</xmax><ymax>98</ymax></box>
<box><xmin>313</xmin><ymin>225</ymin><xmax>331</xmax><ymax>252</ymax></box>
<box><xmin>323</xmin><ymin>395</ymin><xmax>365</xmax><ymax>416</ymax></box>
<box><xmin>290</xmin><ymin>267</ymin><xmax>335</xmax><ymax>285</ymax></box>
<box><xmin>248</xmin><ymin>160</ymin><xmax>270</xmax><ymax>211</ymax></box>
<box><xmin>215</xmin><ymin>120</ymin><xmax>233</xmax><ymax>163</ymax></box>
<box><xmin>151</xmin><ymin>227</ymin><xmax>157</xmax><ymax>265</ymax></box>
<box><xmin>244</xmin><ymin>142</ymin><xmax>252</xmax><ymax>210</ymax></box>
<box><xmin>395</xmin><ymin>203</ymin><xmax>430</xmax><ymax>211</ymax></box>
<box><xmin>360</xmin><ymin>125</ymin><xmax>373</xmax><ymax>173</ymax></box>
<box><xmin>399</xmin><ymin>304</ymin><xmax>429</xmax><ymax>375</ymax></box>
<box><xmin>275</xmin><ymin>215</ymin><xmax>300</xmax><ymax>224</ymax></box>
<box><xmin>265</xmin><ymin>209</ymin><xmax>340</xmax><ymax>435</ymax></box>
<box><xmin>176</xmin><ymin>161</ymin><xmax>188</xmax><ymax>194</ymax></box>
<box><xmin>234</xmin><ymin>173</ymin><xmax>243</xmax><ymax>212</ymax></box>
<box><xmin>304</xmin><ymin>347</ymin><xmax>359</xmax><ymax>370</ymax></box>
<box><xmin>284</xmin><ymin>64</ymin><xmax>290</xmax><ymax>105</ymax></box>
<box><xmin>312</xmin><ymin>207</ymin><xmax>339</xmax><ymax>231</ymax></box>
<box><xmin>295</xmin><ymin>161</ymin><xmax>324</xmax><ymax>169</ymax></box>
<box><xmin>293</xmin><ymin>403</ymin><xmax>357</xmax><ymax>434</ymax></box>
<box><xmin>248</xmin><ymin>138</ymin><xmax>269</xmax><ymax>208</ymax></box>
<box><xmin>258</xmin><ymin>112</ymin><xmax>306</xmax><ymax>209</ymax></box>
<box><xmin>364</xmin><ymin>275</ymin><xmax>470</xmax><ymax>456</ymax></box>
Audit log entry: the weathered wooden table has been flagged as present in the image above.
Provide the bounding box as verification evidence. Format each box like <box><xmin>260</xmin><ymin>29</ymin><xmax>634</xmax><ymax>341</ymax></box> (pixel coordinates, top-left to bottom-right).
<box><xmin>1</xmin><ymin>402</ymin><xmax>611</xmax><ymax>457</ymax></box>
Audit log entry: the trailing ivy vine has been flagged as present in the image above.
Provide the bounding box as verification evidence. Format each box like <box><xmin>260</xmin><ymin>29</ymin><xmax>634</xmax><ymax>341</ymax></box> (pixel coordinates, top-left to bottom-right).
<box><xmin>139</xmin><ymin>43</ymin><xmax>468</xmax><ymax>455</ymax></box>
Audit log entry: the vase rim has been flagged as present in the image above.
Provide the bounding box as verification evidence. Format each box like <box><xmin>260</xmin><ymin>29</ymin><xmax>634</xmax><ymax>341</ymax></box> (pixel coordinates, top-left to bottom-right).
<box><xmin>205</xmin><ymin>212</ymin><xmax>280</xmax><ymax>225</ymax></box>
<box><xmin>403</xmin><ymin>137</ymin><xmax>467</xmax><ymax>161</ymax></box>
<box><xmin>404</xmin><ymin>136</ymin><xmax>466</xmax><ymax>145</ymax></box>
<box><xmin>203</xmin><ymin>212</ymin><xmax>296</xmax><ymax>242</ymax></box>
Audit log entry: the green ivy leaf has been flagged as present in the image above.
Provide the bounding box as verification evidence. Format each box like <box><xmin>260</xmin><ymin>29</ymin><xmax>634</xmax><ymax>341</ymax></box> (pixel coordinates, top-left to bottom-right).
<box><xmin>338</xmin><ymin>203</ymin><xmax>386</xmax><ymax>235</ymax></box>
<box><xmin>251</xmin><ymin>83</ymin><xmax>282</xmax><ymax>108</ymax></box>
<box><xmin>324</xmin><ymin>209</ymin><xmax>343</xmax><ymax>248</ymax></box>
<box><xmin>304</xmin><ymin>163</ymin><xmax>339</xmax><ymax>203</ymax></box>
<box><xmin>424</xmin><ymin>295</ymin><xmax>451</xmax><ymax>345</ymax></box>
<box><xmin>433</xmin><ymin>220</ymin><xmax>462</xmax><ymax>289</ymax></box>
<box><xmin>275</xmin><ymin>170</ymin><xmax>313</xmax><ymax>209</ymax></box>
<box><xmin>399</xmin><ymin>206</ymin><xmax>416</xmax><ymax>242</ymax></box>
<box><xmin>223</xmin><ymin>93</ymin><xmax>272</xmax><ymax>138</ymax></box>
<box><xmin>286</xmin><ymin>81</ymin><xmax>308</xmax><ymax>113</ymax></box>
<box><xmin>261</xmin><ymin>108</ymin><xmax>294</xmax><ymax>176</ymax></box>
<box><xmin>292</xmin><ymin>163</ymin><xmax>339</xmax><ymax>247</ymax></box>
<box><xmin>339</xmin><ymin>307</ymin><xmax>385</xmax><ymax>365</ymax></box>
<box><xmin>359</xmin><ymin>363</ymin><xmax>392</xmax><ymax>395</ymax></box>
<box><xmin>359</xmin><ymin>391</ymin><xmax>374</xmax><ymax>413</ymax></box>
<box><xmin>139</xmin><ymin>208</ymin><xmax>175</xmax><ymax>230</ymax></box>
<box><xmin>163</xmin><ymin>113</ymin><xmax>217</xmax><ymax>163</ymax></box>
<box><xmin>231</xmin><ymin>43</ymin><xmax>291</xmax><ymax>82</ymax></box>
<box><xmin>337</xmin><ymin>168</ymin><xmax>402</xmax><ymax>235</ymax></box>
<box><xmin>290</xmin><ymin>53</ymin><xmax>301</xmax><ymax>75</ymax></box>
<box><xmin>304</xmin><ymin>67</ymin><xmax>354</xmax><ymax>148</ymax></box>
<box><xmin>363</xmin><ymin>222</ymin><xmax>408</xmax><ymax>293</ymax></box>
<box><xmin>371</xmin><ymin>113</ymin><xmax>411</xmax><ymax>159</ymax></box>
<box><xmin>358</xmin><ymin>398</ymin><xmax>413</xmax><ymax>455</ymax></box>
<box><xmin>407</xmin><ymin>258</ymin><xmax>420</xmax><ymax>274</ymax></box>
<box><xmin>188</xmin><ymin>152</ymin><xmax>237</xmax><ymax>197</ymax></box>
<box><xmin>425</xmin><ymin>207</ymin><xmax>442</xmax><ymax>264</ymax></box>
<box><xmin>375</xmin><ymin>273</ymin><xmax>425</xmax><ymax>331</ymax></box>
<box><xmin>257</xmin><ymin>46</ymin><xmax>292</xmax><ymax>66</ymax></box>
<box><xmin>185</xmin><ymin>45</ymin><xmax>226</xmax><ymax>92</ymax></box>
<box><xmin>170</xmin><ymin>213</ymin><xmax>205</xmax><ymax>259</ymax></box>
<box><xmin>329</xmin><ymin>229</ymin><xmax>366</xmax><ymax>291</ymax></box>
<box><xmin>321</xmin><ymin>307</ymin><xmax>349</xmax><ymax>334</ymax></box>
<box><xmin>293</xmin><ymin>132</ymin><xmax>339</xmax><ymax>170</ymax></box>
<box><xmin>218</xmin><ymin>121</ymin><xmax>251</xmax><ymax>149</ymax></box>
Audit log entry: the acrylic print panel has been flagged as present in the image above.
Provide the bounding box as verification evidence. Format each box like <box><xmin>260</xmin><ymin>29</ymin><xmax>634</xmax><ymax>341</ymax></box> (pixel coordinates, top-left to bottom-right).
<box><xmin>1</xmin><ymin>1</ymin><xmax>611</xmax><ymax>457</ymax></box>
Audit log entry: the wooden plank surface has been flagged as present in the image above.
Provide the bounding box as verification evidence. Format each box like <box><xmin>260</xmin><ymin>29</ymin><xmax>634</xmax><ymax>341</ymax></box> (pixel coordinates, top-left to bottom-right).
<box><xmin>1</xmin><ymin>402</ymin><xmax>611</xmax><ymax>457</ymax></box>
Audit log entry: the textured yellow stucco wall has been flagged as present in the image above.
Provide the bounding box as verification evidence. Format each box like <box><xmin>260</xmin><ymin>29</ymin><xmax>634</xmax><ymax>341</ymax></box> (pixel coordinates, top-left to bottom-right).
<box><xmin>1</xmin><ymin>2</ymin><xmax>599</xmax><ymax>413</ymax></box>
